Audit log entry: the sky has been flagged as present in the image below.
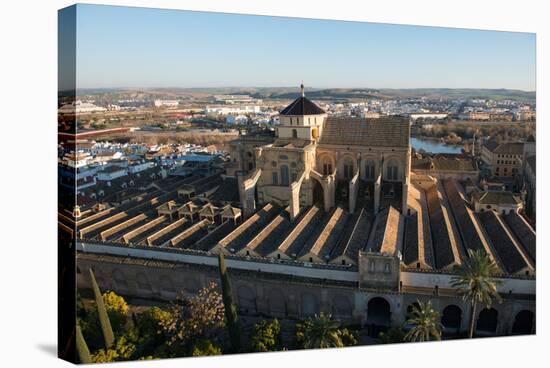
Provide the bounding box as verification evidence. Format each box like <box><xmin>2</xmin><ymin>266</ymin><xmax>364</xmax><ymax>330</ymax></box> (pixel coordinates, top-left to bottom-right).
<box><xmin>68</xmin><ymin>4</ymin><xmax>536</xmax><ymax>91</ymax></box>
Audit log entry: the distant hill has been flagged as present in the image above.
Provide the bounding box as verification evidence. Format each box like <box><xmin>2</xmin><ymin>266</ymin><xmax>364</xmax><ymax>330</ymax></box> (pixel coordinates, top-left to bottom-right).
<box><xmin>377</xmin><ymin>88</ymin><xmax>535</xmax><ymax>101</ymax></box>
<box><xmin>72</xmin><ymin>87</ymin><xmax>535</xmax><ymax>101</ymax></box>
<box><xmin>256</xmin><ymin>88</ymin><xmax>382</xmax><ymax>100</ymax></box>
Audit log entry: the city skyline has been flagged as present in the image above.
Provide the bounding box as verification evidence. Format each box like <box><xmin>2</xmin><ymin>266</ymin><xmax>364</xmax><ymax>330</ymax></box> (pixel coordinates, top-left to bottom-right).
<box><xmin>70</xmin><ymin>4</ymin><xmax>536</xmax><ymax>91</ymax></box>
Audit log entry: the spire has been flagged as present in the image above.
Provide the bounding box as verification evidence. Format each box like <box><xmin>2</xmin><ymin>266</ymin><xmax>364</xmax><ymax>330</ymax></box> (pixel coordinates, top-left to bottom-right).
<box><xmin>300</xmin><ymin>82</ymin><xmax>305</xmax><ymax>97</ymax></box>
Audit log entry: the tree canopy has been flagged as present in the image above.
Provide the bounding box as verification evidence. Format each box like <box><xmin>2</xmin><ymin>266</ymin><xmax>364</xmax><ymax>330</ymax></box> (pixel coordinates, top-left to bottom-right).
<box><xmin>404</xmin><ymin>300</ymin><xmax>442</xmax><ymax>342</ymax></box>
<box><xmin>451</xmin><ymin>249</ymin><xmax>502</xmax><ymax>338</ymax></box>
<box><xmin>159</xmin><ymin>282</ymin><xmax>225</xmax><ymax>357</ymax></box>
<box><xmin>295</xmin><ymin>313</ymin><xmax>357</xmax><ymax>349</ymax></box>
<box><xmin>249</xmin><ymin>319</ymin><xmax>282</xmax><ymax>352</ymax></box>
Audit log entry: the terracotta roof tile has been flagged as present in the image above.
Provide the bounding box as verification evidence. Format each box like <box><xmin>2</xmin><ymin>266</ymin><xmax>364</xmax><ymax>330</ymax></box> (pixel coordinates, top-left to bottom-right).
<box><xmin>320</xmin><ymin>117</ymin><xmax>410</xmax><ymax>147</ymax></box>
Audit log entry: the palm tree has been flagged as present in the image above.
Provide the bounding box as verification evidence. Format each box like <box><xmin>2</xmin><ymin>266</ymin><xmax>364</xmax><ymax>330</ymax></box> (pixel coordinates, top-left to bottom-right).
<box><xmin>404</xmin><ymin>300</ymin><xmax>442</xmax><ymax>342</ymax></box>
<box><xmin>301</xmin><ymin>313</ymin><xmax>344</xmax><ymax>349</ymax></box>
<box><xmin>451</xmin><ymin>249</ymin><xmax>502</xmax><ymax>338</ymax></box>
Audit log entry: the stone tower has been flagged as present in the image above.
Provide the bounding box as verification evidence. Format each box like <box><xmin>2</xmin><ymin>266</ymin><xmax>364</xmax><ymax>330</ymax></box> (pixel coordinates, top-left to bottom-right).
<box><xmin>276</xmin><ymin>84</ymin><xmax>327</xmax><ymax>141</ymax></box>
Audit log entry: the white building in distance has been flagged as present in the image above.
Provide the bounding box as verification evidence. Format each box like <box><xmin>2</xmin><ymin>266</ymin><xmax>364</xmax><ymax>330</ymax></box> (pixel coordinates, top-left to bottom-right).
<box><xmin>214</xmin><ymin>94</ymin><xmax>262</xmax><ymax>104</ymax></box>
<box><xmin>58</xmin><ymin>100</ymin><xmax>107</xmax><ymax>114</ymax></box>
<box><xmin>206</xmin><ymin>105</ymin><xmax>261</xmax><ymax>115</ymax></box>
<box><xmin>226</xmin><ymin>114</ymin><xmax>249</xmax><ymax>124</ymax></box>
<box><xmin>154</xmin><ymin>100</ymin><xmax>179</xmax><ymax>108</ymax></box>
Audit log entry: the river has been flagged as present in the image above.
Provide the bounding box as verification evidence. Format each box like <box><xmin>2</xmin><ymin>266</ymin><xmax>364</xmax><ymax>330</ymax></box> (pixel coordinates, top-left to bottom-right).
<box><xmin>411</xmin><ymin>137</ymin><xmax>463</xmax><ymax>154</ymax></box>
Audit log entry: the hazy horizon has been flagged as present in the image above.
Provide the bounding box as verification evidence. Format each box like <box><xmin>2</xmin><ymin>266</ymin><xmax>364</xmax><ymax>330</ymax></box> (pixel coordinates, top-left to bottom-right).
<box><xmin>72</xmin><ymin>86</ymin><xmax>536</xmax><ymax>92</ymax></box>
<box><xmin>62</xmin><ymin>4</ymin><xmax>536</xmax><ymax>91</ymax></box>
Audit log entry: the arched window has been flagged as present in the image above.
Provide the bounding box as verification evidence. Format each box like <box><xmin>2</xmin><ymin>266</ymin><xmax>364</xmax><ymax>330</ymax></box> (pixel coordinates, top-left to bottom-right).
<box><xmin>332</xmin><ymin>296</ymin><xmax>352</xmax><ymax>318</ymax></box>
<box><xmin>280</xmin><ymin>165</ymin><xmax>289</xmax><ymax>186</ymax></box>
<box><xmin>237</xmin><ymin>285</ymin><xmax>256</xmax><ymax>314</ymax></box>
<box><xmin>302</xmin><ymin>293</ymin><xmax>319</xmax><ymax>317</ymax></box>
<box><xmin>159</xmin><ymin>276</ymin><xmax>175</xmax><ymax>295</ymax></box>
<box><xmin>386</xmin><ymin>159</ymin><xmax>399</xmax><ymax>181</ymax></box>
<box><xmin>512</xmin><ymin>310</ymin><xmax>534</xmax><ymax>335</ymax></box>
<box><xmin>321</xmin><ymin>157</ymin><xmax>332</xmax><ymax>175</ymax></box>
<box><xmin>367</xmin><ymin>297</ymin><xmax>391</xmax><ymax>327</ymax></box>
<box><xmin>292</xmin><ymin>129</ymin><xmax>298</xmax><ymax>138</ymax></box>
<box><xmin>406</xmin><ymin>302</ymin><xmax>420</xmax><ymax>319</ymax></box>
<box><xmin>365</xmin><ymin>159</ymin><xmax>375</xmax><ymax>180</ymax></box>
<box><xmin>136</xmin><ymin>273</ymin><xmax>152</xmax><ymax>292</ymax></box>
<box><xmin>268</xmin><ymin>288</ymin><xmax>286</xmax><ymax>316</ymax></box>
<box><xmin>477</xmin><ymin>308</ymin><xmax>498</xmax><ymax>334</ymax></box>
<box><xmin>441</xmin><ymin>305</ymin><xmax>462</xmax><ymax>332</ymax></box>
<box><xmin>343</xmin><ymin>158</ymin><xmax>354</xmax><ymax>179</ymax></box>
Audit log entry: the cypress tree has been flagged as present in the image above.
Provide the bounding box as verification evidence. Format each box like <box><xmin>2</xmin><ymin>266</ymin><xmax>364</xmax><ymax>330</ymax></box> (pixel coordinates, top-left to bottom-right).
<box><xmin>75</xmin><ymin>324</ymin><xmax>92</xmax><ymax>364</ymax></box>
<box><xmin>218</xmin><ymin>252</ymin><xmax>241</xmax><ymax>353</ymax></box>
<box><xmin>89</xmin><ymin>268</ymin><xmax>115</xmax><ymax>349</ymax></box>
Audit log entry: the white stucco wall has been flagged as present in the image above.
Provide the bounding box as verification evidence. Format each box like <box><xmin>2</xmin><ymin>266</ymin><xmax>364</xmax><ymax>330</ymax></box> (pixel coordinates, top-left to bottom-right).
<box><xmin>77</xmin><ymin>242</ymin><xmax>358</xmax><ymax>282</ymax></box>
<box><xmin>400</xmin><ymin>271</ymin><xmax>535</xmax><ymax>295</ymax></box>
<box><xmin>77</xmin><ymin>242</ymin><xmax>535</xmax><ymax>296</ymax></box>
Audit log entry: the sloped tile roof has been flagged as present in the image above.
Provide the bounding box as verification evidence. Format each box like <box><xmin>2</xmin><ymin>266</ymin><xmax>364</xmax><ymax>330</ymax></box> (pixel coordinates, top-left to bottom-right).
<box><xmin>279</xmin><ymin>96</ymin><xmax>325</xmax><ymax>115</ymax></box>
<box><xmin>425</xmin><ymin>185</ymin><xmax>456</xmax><ymax>269</ymax></box>
<box><xmin>473</xmin><ymin>191</ymin><xmax>522</xmax><ymax>205</ymax></box>
<box><xmin>367</xmin><ymin>206</ymin><xmax>401</xmax><ymax>255</ymax></box>
<box><xmin>319</xmin><ymin>117</ymin><xmax>410</xmax><ymax>147</ymax></box>
<box><xmin>503</xmin><ymin>212</ymin><xmax>536</xmax><ymax>264</ymax></box>
<box><xmin>484</xmin><ymin>140</ymin><xmax>524</xmax><ymax>155</ymax></box>
<box><xmin>199</xmin><ymin>203</ymin><xmax>220</xmax><ymax>216</ymax></box>
<box><xmin>482</xmin><ymin>140</ymin><xmax>499</xmax><ymax>151</ymax></box>
<box><xmin>494</xmin><ymin>142</ymin><xmax>524</xmax><ymax>154</ymax></box>
<box><xmin>478</xmin><ymin>211</ymin><xmax>529</xmax><ymax>274</ymax></box>
<box><xmin>412</xmin><ymin>157</ymin><xmax>477</xmax><ymax>172</ymax></box>
<box><xmin>403</xmin><ymin>213</ymin><xmax>419</xmax><ymax>266</ymax></box>
<box><xmin>221</xmin><ymin>205</ymin><xmax>241</xmax><ymax>218</ymax></box>
<box><xmin>443</xmin><ymin>179</ymin><xmax>488</xmax><ymax>254</ymax></box>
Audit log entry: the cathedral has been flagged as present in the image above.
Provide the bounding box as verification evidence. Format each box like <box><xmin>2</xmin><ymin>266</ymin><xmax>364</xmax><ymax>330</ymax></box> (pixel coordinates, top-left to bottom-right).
<box><xmin>229</xmin><ymin>85</ymin><xmax>411</xmax><ymax>219</ymax></box>
<box><xmin>74</xmin><ymin>86</ymin><xmax>535</xmax><ymax>334</ymax></box>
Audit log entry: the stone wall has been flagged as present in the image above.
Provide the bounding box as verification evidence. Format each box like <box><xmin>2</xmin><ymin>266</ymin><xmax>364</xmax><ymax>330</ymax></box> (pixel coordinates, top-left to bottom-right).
<box><xmin>77</xmin><ymin>251</ymin><xmax>535</xmax><ymax>336</ymax></box>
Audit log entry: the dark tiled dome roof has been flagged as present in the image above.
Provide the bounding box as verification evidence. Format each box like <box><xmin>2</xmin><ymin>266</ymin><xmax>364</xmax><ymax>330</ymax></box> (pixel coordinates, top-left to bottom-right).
<box><xmin>279</xmin><ymin>96</ymin><xmax>325</xmax><ymax>116</ymax></box>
